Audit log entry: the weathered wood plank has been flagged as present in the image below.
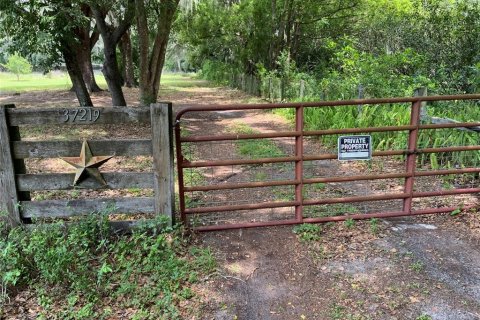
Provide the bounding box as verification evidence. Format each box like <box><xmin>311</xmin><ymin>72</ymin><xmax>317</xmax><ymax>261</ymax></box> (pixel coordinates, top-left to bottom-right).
<box><xmin>7</xmin><ymin>106</ymin><xmax>151</xmax><ymax>126</ymax></box>
<box><xmin>5</xmin><ymin>104</ymin><xmax>31</xmax><ymax>204</ymax></box>
<box><xmin>16</xmin><ymin>172</ymin><xmax>154</xmax><ymax>191</ymax></box>
<box><xmin>151</xmin><ymin>103</ymin><xmax>175</xmax><ymax>225</ymax></box>
<box><xmin>13</xmin><ymin>139</ymin><xmax>152</xmax><ymax>158</ymax></box>
<box><xmin>0</xmin><ymin>106</ymin><xmax>21</xmax><ymax>227</ymax></box>
<box><xmin>21</xmin><ymin>197</ymin><xmax>155</xmax><ymax>218</ymax></box>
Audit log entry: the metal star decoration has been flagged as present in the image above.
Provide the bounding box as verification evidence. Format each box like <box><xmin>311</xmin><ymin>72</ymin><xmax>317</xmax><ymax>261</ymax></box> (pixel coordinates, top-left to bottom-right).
<box><xmin>61</xmin><ymin>140</ymin><xmax>113</xmax><ymax>186</ymax></box>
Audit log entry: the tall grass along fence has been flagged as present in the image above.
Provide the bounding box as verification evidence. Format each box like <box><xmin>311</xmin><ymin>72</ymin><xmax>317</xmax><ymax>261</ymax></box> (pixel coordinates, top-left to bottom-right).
<box><xmin>0</xmin><ymin>104</ymin><xmax>174</xmax><ymax>229</ymax></box>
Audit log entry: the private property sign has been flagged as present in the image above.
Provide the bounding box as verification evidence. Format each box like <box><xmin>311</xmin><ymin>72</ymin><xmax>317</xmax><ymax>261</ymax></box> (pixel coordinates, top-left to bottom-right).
<box><xmin>338</xmin><ymin>135</ymin><xmax>372</xmax><ymax>161</ymax></box>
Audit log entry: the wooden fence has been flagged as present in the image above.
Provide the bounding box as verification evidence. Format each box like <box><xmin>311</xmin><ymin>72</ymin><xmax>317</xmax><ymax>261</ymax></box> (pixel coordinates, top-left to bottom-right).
<box><xmin>0</xmin><ymin>103</ymin><xmax>174</xmax><ymax>229</ymax></box>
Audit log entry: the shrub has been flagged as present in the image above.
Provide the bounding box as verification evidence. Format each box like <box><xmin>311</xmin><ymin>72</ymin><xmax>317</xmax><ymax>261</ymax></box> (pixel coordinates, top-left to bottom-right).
<box><xmin>2</xmin><ymin>54</ymin><xmax>32</xmax><ymax>80</ymax></box>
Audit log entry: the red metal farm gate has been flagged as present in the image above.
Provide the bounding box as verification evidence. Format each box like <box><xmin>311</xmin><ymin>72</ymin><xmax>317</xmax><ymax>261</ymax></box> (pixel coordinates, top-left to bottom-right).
<box><xmin>175</xmin><ymin>95</ymin><xmax>480</xmax><ymax>231</ymax></box>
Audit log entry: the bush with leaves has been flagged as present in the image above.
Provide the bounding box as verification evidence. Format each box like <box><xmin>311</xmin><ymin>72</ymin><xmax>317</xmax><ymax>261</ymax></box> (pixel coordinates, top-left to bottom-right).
<box><xmin>2</xmin><ymin>54</ymin><xmax>32</xmax><ymax>80</ymax></box>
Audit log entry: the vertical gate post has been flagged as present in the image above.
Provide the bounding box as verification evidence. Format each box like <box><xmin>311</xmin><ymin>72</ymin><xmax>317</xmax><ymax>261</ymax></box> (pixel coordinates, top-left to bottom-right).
<box><xmin>295</xmin><ymin>106</ymin><xmax>304</xmax><ymax>222</ymax></box>
<box><xmin>403</xmin><ymin>96</ymin><xmax>422</xmax><ymax>213</ymax></box>
<box><xmin>150</xmin><ymin>103</ymin><xmax>175</xmax><ymax>225</ymax></box>
<box><xmin>0</xmin><ymin>106</ymin><xmax>21</xmax><ymax>227</ymax></box>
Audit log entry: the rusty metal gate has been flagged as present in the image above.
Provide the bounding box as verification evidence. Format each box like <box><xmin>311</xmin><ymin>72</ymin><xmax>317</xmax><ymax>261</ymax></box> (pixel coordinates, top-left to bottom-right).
<box><xmin>175</xmin><ymin>95</ymin><xmax>480</xmax><ymax>231</ymax></box>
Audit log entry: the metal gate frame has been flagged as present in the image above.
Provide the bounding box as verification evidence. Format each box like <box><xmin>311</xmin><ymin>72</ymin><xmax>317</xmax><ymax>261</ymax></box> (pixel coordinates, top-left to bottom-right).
<box><xmin>175</xmin><ymin>94</ymin><xmax>480</xmax><ymax>231</ymax></box>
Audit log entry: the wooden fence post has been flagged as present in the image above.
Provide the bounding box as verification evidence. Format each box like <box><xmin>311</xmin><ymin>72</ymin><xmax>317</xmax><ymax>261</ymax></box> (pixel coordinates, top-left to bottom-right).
<box><xmin>150</xmin><ymin>103</ymin><xmax>175</xmax><ymax>225</ymax></box>
<box><xmin>414</xmin><ymin>87</ymin><xmax>428</xmax><ymax>122</ymax></box>
<box><xmin>0</xmin><ymin>106</ymin><xmax>21</xmax><ymax>227</ymax></box>
<box><xmin>268</xmin><ymin>77</ymin><xmax>272</xmax><ymax>102</ymax></box>
<box><xmin>357</xmin><ymin>84</ymin><xmax>364</xmax><ymax>117</ymax></box>
<box><xmin>299</xmin><ymin>79</ymin><xmax>305</xmax><ymax>100</ymax></box>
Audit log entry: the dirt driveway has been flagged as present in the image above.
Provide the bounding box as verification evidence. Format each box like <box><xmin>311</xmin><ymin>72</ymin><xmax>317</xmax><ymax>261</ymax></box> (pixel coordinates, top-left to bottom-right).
<box><xmin>2</xmin><ymin>76</ymin><xmax>480</xmax><ymax>320</ymax></box>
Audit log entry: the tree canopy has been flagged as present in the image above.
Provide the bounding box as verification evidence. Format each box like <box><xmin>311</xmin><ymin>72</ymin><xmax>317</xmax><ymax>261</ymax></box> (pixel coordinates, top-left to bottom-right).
<box><xmin>175</xmin><ymin>0</ymin><xmax>480</xmax><ymax>97</ymax></box>
<box><xmin>1</xmin><ymin>0</ymin><xmax>479</xmax><ymax>105</ymax></box>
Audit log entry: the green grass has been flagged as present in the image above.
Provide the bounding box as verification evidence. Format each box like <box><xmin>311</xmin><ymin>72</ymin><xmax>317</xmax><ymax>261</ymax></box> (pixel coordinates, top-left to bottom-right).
<box><xmin>0</xmin><ymin>71</ymin><xmax>206</xmax><ymax>93</ymax></box>
<box><xmin>161</xmin><ymin>73</ymin><xmax>211</xmax><ymax>88</ymax></box>
<box><xmin>0</xmin><ymin>71</ymin><xmax>107</xmax><ymax>93</ymax></box>
<box><xmin>229</xmin><ymin>122</ymin><xmax>285</xmax><ymax>159</ymax></box>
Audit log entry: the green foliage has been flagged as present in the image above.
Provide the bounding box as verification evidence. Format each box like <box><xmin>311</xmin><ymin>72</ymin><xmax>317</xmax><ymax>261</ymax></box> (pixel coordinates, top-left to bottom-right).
<box><xmin>344</xmin><ymin>218</ymin><xmax>355</xmax><ymax>228</ymax></box>
<box><xmin>369</xmin><ymin>218</ymin><xmax>379</xmax><ymax>234</ymax></box>
<box><xmin>2</xmin><ymin>54</ymin><xmax>32</xmax><ymax>80</ymax></box>
<box><xmin>410</xmin><ymin>260</ymin><xmax>424</xmax><ymax>273</ymax></box>
<box><xmin>450</xmin><ymin>204</ymin><xmax>464</xmax><ymax>216</ymax></box>
<box><xmin>293</xmin><ymin>223</ymin><xmax>322</xmax><ymax>242</ymax></box>
<box><xmin>0</xmin><ymin>214</ymin><xmax>216</xmax><ymax>318</ymax></box>
<box><xmin>416</xmin><ymin>314</ymin><xmax>432</xmax><ymax>320</ymax></box>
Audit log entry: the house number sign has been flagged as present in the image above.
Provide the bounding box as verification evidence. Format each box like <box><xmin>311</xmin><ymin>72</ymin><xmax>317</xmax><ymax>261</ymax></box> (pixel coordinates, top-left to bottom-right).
<box><xmin>61</xmin><ymin>108</ymin><xmax>101</xmax><ymax>123</ymax></box>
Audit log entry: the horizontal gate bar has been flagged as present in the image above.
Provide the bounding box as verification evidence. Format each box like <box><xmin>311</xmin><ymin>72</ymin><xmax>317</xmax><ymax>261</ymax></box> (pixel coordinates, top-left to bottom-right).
<box><xmin>415</xmin><ymin>167</ymin><xmax>480</xmax><ymax>177</ymax></box>
<box><xmin>304</xmin><ymin>125</ymin><xmax>415</xmax><ymax>136</ymax></box>
<box><xmin>16</xmin><ymin>172</ymin><xmax>154</xmax><ymax>191</ymax></box>
<box><xmin>21</xmin><ymin>197</ymin><xmax>155</xmax><ymax>218</ymax></box>
<box><xmin>304</xmin><ymin>173</ymin><xmax>410</xmax><ymax>184</ymax></box>
<box><xmin>413</xmin><ymin>188</ymin><xmax>480</xmax><ymax>198</ymax></box>
<box><xmin>194</xmin><ymin>219</ymin><xmax>302</xmax><ymax>231</ymax></box>
<box><xmin>304</xmin><ymin>146</ymin><xmax>480</xmax><ymax>161</ymax></box>
<box><xmin>303</xmin><ymin>204</ymin><xmax>479</xmax><ymax>224</ymax></box>
<box><xmin>303</xmin><ymin>193</ymin><xmax>409</xmax><ymax>206</ymax></box>
<box><xmin>419</xmin><ymin>122</ymin><xmax>480</xmax><ymax>130</ymax></box>
<box><xmin>182</xmin><ymin>156</ymin><xmax>300</xmax><ymax>168</ymax></box>
<box><xmin>184</xmin><ymin>200</ymin><xmax>299</xmax><ymax>214</ymax></box>
<box><xmin>181</xmin><ymin>131</ymin><xmax>300</xmax><ymax>142</ymax></box>
<box><xmin>184</xmin><ymin>179</ymin><xmax>300</xmax><ymax>192</ymax></box>
<box><xmin>419</xmin><ymin>145</ymin><xmax>480</xmax><ymax>153</ymax></box>
<box><xmin>304</xmin><ymin>150</ymin><xmax>407</xmax><ymax>161</ymax></box>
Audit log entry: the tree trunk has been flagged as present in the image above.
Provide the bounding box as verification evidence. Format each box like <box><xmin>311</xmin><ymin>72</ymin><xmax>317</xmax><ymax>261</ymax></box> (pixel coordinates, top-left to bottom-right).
<box><xmin>77</xmin><ymin>42</ymin><xmax>102</xmax><ymax>92</ymax></box>
<box><xmin>120</xmin><ymin>32</ymin><xmax>136</xmax><ymax>87</ymax></box>
<box><xmin>136</xmin><ymin>0</ymin><xmax>179</xmax><ymax>105</ymax></box>
<box><xmin>102</xmin><ymin>38</ymin><xmax>127</xmax><ymax>106</ymax></box>
<box><xmin>61</xmin><ymin>41</ymin><xmax>93</xmax><ymax>107</ymax></box>
<box><xmin>91</xmin><ymin>3</ymin><xmax>134</xmax><ymax>106</ymax></box>
<box><xmin>74</xmin><ymin>5</ymin><xmax>102</xmax><ymax>93</ymax></box>
<box><xmin>120</xmin><ymin>31</ymin><xmax>136</xmax><ymax>87</ymax></box>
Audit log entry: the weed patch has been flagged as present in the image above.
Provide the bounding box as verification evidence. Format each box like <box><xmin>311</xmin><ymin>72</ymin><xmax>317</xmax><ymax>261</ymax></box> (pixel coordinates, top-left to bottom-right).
<box><xmin>229</xmin><ymin>122</ymin><xmax>285</xmax><ymax>159</ymax></box>
<box><xmin>0</xmin><ymin>215</ymin><xmax>216</xmax><ymax>319</ymax></box>
<box><xmin>293</xmin><ymin>223</ymin><xmax>322</xmax><ymax>242</ymax></box>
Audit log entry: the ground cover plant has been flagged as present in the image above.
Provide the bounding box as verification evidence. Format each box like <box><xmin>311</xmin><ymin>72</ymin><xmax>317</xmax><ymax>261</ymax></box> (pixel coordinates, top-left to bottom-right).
<box><xmin>0</xmin><ymin>213</ymin><xmax>216</xmax><ymax>319</ymax></box>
